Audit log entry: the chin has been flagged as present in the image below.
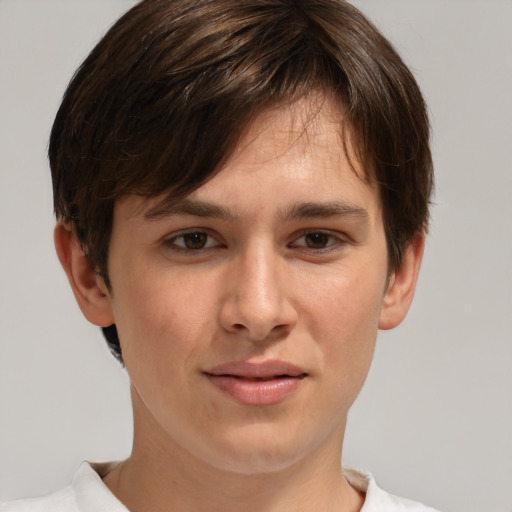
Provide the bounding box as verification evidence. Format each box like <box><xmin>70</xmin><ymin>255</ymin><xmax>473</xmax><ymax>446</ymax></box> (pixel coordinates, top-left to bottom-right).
<box><xmin>193</xmin><ymin>426</ymin><xmax>324</xmax><ymax>476</ymax></box>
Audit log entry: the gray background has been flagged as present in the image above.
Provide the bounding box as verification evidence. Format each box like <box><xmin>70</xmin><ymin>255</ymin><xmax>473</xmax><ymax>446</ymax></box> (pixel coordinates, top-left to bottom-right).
<box><xmin>0</xmin><ymin>1</ymin><xmax>511</xmax><ymax>511</ymax></box>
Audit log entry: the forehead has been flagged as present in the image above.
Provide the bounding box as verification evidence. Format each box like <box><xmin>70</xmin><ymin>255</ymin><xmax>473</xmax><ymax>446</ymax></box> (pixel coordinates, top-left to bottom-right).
<box><xmin>227</xmin><ymin>94</ymin><xmax>363</xmax><ymax>177</ymax></box>
<box><xmin>137</xmin><ymin>94</ymin><xmax>377</xmax><ymax>219</ymax></box>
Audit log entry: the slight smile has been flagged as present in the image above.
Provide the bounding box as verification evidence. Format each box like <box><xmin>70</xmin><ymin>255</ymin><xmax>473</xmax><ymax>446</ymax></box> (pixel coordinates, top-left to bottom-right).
<box><xmin>204</xmin><ymin>360</ymin><xmax>308</xmax><ymax>406</ymax></box>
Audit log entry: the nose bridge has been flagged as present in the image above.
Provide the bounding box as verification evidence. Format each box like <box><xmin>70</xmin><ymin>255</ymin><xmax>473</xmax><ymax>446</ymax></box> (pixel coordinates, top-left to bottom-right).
<box><xmin>242</xmin><ymin>240</ymin><xmax>280</xmax><ymax>310</ymax></box>
<box><xmin>221</xmin><ymin>238</ymin><xmax>295</xmax><ymax>340</ymax></box>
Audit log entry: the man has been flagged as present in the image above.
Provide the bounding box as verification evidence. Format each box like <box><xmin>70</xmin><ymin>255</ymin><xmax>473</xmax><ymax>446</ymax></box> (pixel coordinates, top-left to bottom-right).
<box><xmin>2</xmin><ymin>0</ymin><xmax>436</xmax><ymax>510</ymax></box>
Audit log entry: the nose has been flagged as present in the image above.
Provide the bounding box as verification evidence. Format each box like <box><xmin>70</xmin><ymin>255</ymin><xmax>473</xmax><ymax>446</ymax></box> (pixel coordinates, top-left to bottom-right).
<box><xmin>219</xmin><ymin>243</ymin><xmax>298</xmax><ymax>342</ymax></box>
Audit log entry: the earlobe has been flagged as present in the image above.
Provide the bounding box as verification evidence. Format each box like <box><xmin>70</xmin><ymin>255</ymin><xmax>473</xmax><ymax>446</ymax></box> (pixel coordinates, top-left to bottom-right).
<box><xmin>54</xmin><ymin>222</ymin><xmax>115</xmax><ymax>327</ymax></box>
<box><xmin>378</xmin><ymin>232</ymin><xmax>425</xmax><ymax>330</ymax></box>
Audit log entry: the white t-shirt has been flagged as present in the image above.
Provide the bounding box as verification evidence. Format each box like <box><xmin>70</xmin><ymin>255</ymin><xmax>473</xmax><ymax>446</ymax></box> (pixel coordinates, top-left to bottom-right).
<box><xmin>1</xmin><ymin>461</ymin><xmax>440</xmax><ymax>512</ymax></box>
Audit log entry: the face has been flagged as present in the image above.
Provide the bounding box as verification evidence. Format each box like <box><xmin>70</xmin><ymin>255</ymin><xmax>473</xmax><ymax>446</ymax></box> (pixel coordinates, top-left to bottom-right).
<box><xmin>100</xmin><ymin>97</ymin><xmax>397</xmax><ymax>474</ymax></box>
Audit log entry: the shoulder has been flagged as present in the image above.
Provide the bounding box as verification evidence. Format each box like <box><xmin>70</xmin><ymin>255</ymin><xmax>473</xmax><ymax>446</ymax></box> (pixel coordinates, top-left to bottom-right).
<box><xmin>0</xmin><ymin>487</ymin><xmax>77</xmax><ymax>512</ymax></box>
<box><xmin>0</xmin><ymin>461</ymin><xmax>126</xmax><ymax>512</ymax></box>
<box><xmin>344</xmin><ymin>467</ymin><xmax>441</xmax><ymax>512</ymax></box>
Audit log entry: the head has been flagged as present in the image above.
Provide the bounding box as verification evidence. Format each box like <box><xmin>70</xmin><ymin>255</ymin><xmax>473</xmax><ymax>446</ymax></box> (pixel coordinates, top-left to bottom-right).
<box><xmin>49</xmin><ymin>0</ymin><xmax>432</xmax><ymax>362</ymax></box>
<box><xmin>50</xmin><ymin>0</ymin><xmax>433</xmax><ymax>475</ymax></box>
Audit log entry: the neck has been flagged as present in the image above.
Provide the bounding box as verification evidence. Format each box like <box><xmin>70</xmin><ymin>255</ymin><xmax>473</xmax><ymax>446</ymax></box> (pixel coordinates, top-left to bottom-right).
<box><xmin>103</xmin><ymin>390</ymin><xmax>364</xmax><ymax>512</ymax></box>
<box><xmin>105</xmin><ymin>452</ymin><xmax>363</xmax><ymax>512</ymax></box>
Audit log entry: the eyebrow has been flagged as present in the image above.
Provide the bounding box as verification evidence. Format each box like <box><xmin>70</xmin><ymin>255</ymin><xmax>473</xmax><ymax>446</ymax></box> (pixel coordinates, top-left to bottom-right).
<box><xmin>282</xmin><ymin>201</ymin><xmax>369</xmax><ymax>222</ymax></box>
<box><xmin>144</xmin><ymin>199</ymin><xmax>236</xmax><ymax>221</ymax></box>
<box><xmin>144</xmin><ymin>198</ymin><xmax>369</xmax><ymax>223</ymax></box>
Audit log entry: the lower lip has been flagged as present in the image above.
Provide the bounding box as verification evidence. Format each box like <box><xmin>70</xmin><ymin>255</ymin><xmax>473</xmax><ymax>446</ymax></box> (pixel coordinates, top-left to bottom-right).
<box><xmin>205</xmin><ymin>375</ymin><xmax>305</xmax><ymax>406</ymax></box>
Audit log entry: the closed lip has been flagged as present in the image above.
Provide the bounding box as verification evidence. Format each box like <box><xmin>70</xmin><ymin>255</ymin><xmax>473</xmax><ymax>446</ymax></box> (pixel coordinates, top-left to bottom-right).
<box><xmin>204</xmin><ymin>360</ymin><xmax>308</xmax><ymax>380</ymax></box>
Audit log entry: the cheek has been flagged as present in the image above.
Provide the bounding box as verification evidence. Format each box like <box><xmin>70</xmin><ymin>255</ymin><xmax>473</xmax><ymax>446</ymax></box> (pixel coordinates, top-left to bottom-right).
<box><xmin>298</xmin><ymin>263</ymin><xmax>385</xmax><ymax>389</ymax></box>
<box><xmin>110</xmin><ymin>270</ymin><xmax>218</xmax><ymax>422</ymax></box>
<box><xmin>110</xmin><ymin>266</ymin><xmax>219</xmax><ymax>367</ymax></box>
<box><xmin>300</xmin><ymin>264</ymin><xmax>385</xmax><ymax>340</ymax></box>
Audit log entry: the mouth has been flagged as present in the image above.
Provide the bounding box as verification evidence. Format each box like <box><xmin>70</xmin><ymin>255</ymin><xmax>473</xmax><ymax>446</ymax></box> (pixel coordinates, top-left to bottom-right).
<box><xmin>203</xmin><ymin>360</ymin><xmax>308</xmax><ymax>406</ymax></box>
<box><xmin>207</xmin><ymin>374</ymin><xmax>308</xmax><ymax>381</ymax></box>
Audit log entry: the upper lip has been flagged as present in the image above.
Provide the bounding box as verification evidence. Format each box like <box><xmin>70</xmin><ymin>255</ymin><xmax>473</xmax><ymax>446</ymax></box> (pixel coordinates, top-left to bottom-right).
<box><xmin>204</xmin><ymin>360</ymin><xmax>307</xmax><ymax>379</ymax></box>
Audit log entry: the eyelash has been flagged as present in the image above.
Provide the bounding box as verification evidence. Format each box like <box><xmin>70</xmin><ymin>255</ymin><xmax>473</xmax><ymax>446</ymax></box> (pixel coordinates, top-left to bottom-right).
<box><xmin>163</xmin><ymin>230</ymin><xmax>223</xmax><ymax>253</ymax></box>
<box><xmin>163</xmin><ymin>229</ymin><xmax>346</xmax><ymax>254</ymax></box>
<box><xmin>289</xmin><ymin>230</ymin><xmax>345</xmax><ymax>251</ymax></box>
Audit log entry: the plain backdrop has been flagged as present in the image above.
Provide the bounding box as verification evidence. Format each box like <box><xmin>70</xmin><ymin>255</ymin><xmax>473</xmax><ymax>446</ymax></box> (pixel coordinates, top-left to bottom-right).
<box><xmin>0</xmin><ymin>1</ymin><xmax>511</xmax><ymax>511</ymax></box>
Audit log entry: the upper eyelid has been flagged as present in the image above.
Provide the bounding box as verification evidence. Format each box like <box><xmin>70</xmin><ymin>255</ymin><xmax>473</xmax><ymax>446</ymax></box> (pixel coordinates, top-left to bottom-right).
<box><xmin>287</xmin><ymin>230</ymin><xmax>350</xmax><ymax>251</ymax></box>
<box><xmin>291</xmin><ymin>229</ymin><xmax>347</xmax><ymax>241</ymax></box>
<box><xmin>165</xmin><ymin>227</ymin><xmax>217</xmax><ymax>239</ymax></box>
<box><xmin>161</xmin><ymin>227</ymin><xmax>350</xmax><ymax>250</ymax></box>
<box><xmin>163</xmin><ymin>229</ymin><xmax>224</xmax><ymax>250</ymax></box>
<box><xmin>163</xmin><ymin>228</ymin><xmax>346</xmax><ymax>239</ymax></box>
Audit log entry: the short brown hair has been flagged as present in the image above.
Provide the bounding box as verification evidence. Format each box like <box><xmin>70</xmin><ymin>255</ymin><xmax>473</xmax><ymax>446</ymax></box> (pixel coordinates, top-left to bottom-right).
<box><xmin>49</xmin><ymin>0</ymin><xmax>433</xmax><ymax>360</ymax></box>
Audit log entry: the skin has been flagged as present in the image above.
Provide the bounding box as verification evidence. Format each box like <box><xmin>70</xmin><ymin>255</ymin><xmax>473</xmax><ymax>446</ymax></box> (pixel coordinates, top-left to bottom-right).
<box><xmin>55</xmin><ymin>95</ymin><xmax>424</xmax><ymax>512</ymax></box>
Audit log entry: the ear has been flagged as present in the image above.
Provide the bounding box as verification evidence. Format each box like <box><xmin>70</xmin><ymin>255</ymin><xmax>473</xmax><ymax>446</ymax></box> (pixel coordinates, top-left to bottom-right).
<box><xmin>54</xmin><ymin>222</ymin><xmax>115</xmax><ymax>327</ymax></box>
<box><xmin>378</xmin><ymin>232</ymin><xmax>425</xmax><ymax>330</ymax></box>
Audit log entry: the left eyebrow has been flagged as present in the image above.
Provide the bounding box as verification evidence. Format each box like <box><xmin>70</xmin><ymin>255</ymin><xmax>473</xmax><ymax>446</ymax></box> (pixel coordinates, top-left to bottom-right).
<box><xmin>281</xmin><ymin>201</ymin><xmax>370</xmax><ymax>222</ymax></box>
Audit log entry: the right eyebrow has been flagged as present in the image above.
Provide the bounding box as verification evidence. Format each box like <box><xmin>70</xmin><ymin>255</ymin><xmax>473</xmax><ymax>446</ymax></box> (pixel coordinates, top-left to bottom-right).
<box><xmin>144</xmin><ymin>199</ymin><xmax>236</xmax><ymax>222</ymax></box>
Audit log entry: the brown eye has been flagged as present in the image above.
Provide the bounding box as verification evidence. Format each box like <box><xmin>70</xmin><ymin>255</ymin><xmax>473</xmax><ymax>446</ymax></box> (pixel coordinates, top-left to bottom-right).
<box><xmin>304</xmin><ymin>232</ymin><xmax>331</xmax><ymax>248</ymax></box>
<box><xmin>167</xmin><ymin>231</ymin><xmax>219</xmax><ymax>251</ymax></box>
<box><xmin>182</xmin><ymin>232</ymin><xmax>208</xmax><ymax>249</ymax></box>
<box><xmin>289</xmin><ymin>231</ymin><xmax>344</xmax><ymax>252</ymax></box>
